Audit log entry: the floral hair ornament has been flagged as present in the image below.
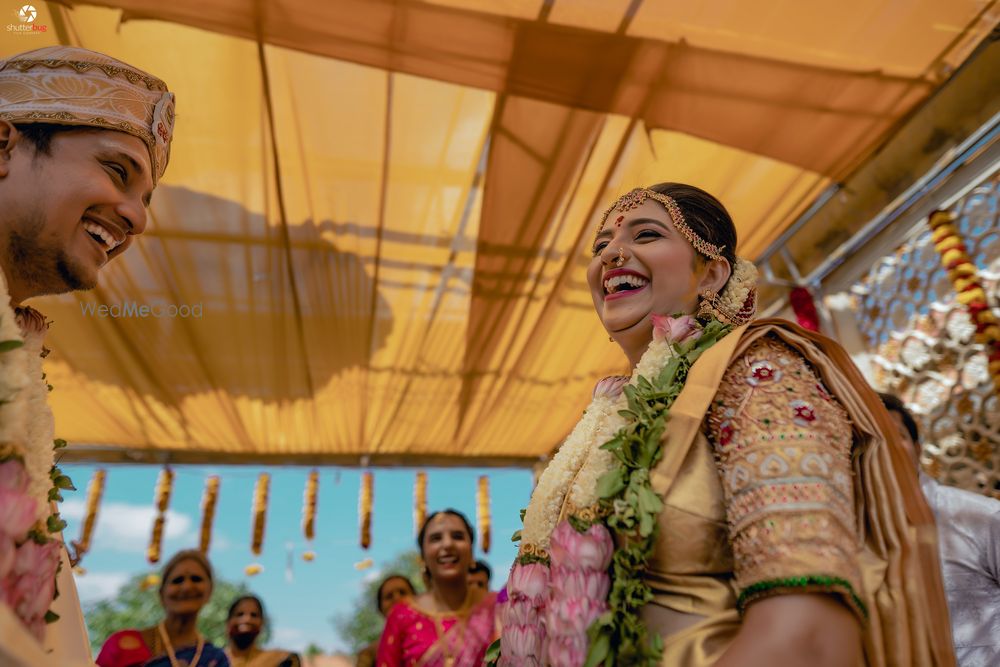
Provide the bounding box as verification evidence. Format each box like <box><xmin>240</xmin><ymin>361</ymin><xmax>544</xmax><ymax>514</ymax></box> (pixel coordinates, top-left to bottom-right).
<box><xmin>698</xmin><ymin>257</ymin><xmax>759</xmax><ymax>326</ymax></box>
<box><xmin>596</xmin><ymin>188</ymin><xmax>726</xmax><ymax>262</ymax></box>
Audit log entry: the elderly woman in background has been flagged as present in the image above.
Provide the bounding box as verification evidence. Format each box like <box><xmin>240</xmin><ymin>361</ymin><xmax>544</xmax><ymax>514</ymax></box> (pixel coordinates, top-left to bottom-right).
<box><xmin>377</xmin><ymin>509</ymin><xmax>497</xmax><ymax>667</ymax></box>
<box><xmin>96</xmin><ymin>549</ymin><xmax>229</xmax><ymax>667</ymax></box>
<box><xmin>225</xmin><ymin>595</ymin><xmax>300</xmax><ymax>667</ymax></box>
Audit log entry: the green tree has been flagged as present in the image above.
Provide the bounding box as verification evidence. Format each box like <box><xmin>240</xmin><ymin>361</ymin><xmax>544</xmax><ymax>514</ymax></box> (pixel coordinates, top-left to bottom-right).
<box><xmin>304</xmin><ymin>643</ymin><xmax>323</xmax><ymax>658</ymax></box>
<box><xmin>85</xmin><ymin>572</ymin><xmax>271</xmax><ymax>650</ymax></box>
<box><xmin>332</xmin><ymin>550</ymin><xmax>425</xmax><ymax>653</ymax></box>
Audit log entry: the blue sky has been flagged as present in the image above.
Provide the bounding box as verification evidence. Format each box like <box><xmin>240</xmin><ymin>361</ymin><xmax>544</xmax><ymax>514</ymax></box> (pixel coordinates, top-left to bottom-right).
<box><xmin>60</xmin><ymin>463</ymin><xmax>533</xmax><ymax>655</ymax></box>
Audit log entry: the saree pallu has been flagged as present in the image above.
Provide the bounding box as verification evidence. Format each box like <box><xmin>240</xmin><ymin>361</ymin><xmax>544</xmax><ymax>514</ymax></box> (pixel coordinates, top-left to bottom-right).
<box><xmin>96</xmin><ymin>629</ymin><xmax>229</xmax><ymax>667</ymax></box>
<box><xmin>377</xmin><ymin>593</ymin><xmax>498</xmax><ymax>667</ymax></box>
<box><xmin>637</xmin><ymin>318</ymin><xmax>954</xmax><ymax>666</ymax></box>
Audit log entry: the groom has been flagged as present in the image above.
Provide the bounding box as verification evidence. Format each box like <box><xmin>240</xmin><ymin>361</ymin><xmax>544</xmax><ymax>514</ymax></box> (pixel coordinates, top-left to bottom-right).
<box><xmin>0</xmin><ymin>45</ymin><xmax>175</xmax><ymax>305</ymax></box>
<box><xmin>0</xmin><ymin>46</ymin><xmax>175</xmax><ymax>664</ymax></box>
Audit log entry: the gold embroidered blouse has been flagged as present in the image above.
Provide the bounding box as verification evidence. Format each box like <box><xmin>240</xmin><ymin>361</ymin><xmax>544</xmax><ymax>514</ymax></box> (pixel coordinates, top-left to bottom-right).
<box><xmin>705</xmin><ymin>334</ymin><xmax>864</xmax><ymax>617</ymax></box>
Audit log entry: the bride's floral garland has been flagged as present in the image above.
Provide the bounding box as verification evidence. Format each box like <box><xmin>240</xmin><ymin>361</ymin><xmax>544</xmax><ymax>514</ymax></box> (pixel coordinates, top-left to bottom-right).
<box><xmin>492</xmin><ymin>315</ymin><xmax>732</xmax><ymax>666</ymax></box>
<box><xmin>0</xmin><ymin>273</ymin><xmax>73</xmax><ymax>640</ymax></box>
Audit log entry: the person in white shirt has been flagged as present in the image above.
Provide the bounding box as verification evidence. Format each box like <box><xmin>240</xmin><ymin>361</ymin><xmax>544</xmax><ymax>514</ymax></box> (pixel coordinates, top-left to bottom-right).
<box><xmin>880</xmin><ymin>392</ymin><xmax>1000</xmax><ymax>667</ymax></box>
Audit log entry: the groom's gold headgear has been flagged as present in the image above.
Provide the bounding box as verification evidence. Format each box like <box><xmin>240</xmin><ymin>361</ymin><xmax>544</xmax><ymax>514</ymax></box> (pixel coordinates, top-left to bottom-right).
<box><xmin>0</xmin><ymin>46</ymin><xmax>175</xmax><ymax>183</ymax></box>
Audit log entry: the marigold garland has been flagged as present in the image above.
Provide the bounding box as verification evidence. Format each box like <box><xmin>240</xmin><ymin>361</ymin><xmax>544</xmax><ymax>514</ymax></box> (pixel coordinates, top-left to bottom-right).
<box><xmin>929</xmin><ymin>210</ymin><xmax>1000</xmax><ymax>393</ymax></box>
<box><xmin>413</xmin><ymin>471</ymin><xmax>427</xmax><ymax>536</ymax></box>
<box><xmin>199</xmin><ymin>475</ymin><xmax>220</xmax><ymax>554</ymax></box>
<box><xmin>72</xmin><ymin>468</ymin><xmax>106</xmax><ymax>563</ymax></box>
<box><xmin>477</xmin><ymin>475</ymin><xmax>491</xmax><ymax>553</ymax></box>
<box><xmin>251</xmin><ymin>473</ymin><xmax>270</xmax><ymax>556</ymax></box>
<box><xmin>302</xmin><ymin>469</ymin><xmax>319</xmax><ymax>542</ymax></box>
<box><xmin>359</xmin><ymin>472</ymin><xmax>373</xmax><ymax>550</ymax></box>
<box><xmin>147</xmin><ymin>467</ymin><xmax>174</xmax><ymax>564</ymax></box>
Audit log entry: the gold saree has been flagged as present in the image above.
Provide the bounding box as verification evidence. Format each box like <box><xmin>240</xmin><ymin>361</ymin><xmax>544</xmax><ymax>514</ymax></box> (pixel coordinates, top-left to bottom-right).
<box><xmin>640</xmin><ymin>318</ymin><xmax>954</xmax><ymax>666</ymax></box>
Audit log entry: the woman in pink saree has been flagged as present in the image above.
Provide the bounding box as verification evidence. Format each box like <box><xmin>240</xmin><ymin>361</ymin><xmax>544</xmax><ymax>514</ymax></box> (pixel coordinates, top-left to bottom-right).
<box><xmin>376</xmin><ymin>509</ymin><xmax>497</xmax><ymax>667</ymax></box>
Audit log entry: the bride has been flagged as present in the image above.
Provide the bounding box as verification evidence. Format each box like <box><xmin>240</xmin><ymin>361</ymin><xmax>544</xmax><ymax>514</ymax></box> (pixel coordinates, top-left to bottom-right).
<box><xmin>496</xmin><ymin>183</ymin><xmax>955</xmax><ymax>666</ymax></box>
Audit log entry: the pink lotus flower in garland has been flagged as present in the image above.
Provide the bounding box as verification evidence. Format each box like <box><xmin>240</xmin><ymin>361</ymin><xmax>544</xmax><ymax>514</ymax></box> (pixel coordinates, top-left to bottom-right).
<box><xmin>651</xmin><ymin>313</ymin><xmax>700</xmax><ymax>345</ymax></box>
<box><xmin>545</xmin><ymin>520</ymin><xmax>613</xmax><ymax>667</ymax></box>
<box><xmin>0</xmin><ymin>458</ymin><xmax>62</xmax><ymax>641</ymax></box>
<box><xmin>1</xmin><ymin>539</ymin><xmax>61</xmax><ymax>639</ymax></box>
<box><xmin>499</xmin><ymin>562</ymin><xmax>549</xmax><ymax>666</ymax></box>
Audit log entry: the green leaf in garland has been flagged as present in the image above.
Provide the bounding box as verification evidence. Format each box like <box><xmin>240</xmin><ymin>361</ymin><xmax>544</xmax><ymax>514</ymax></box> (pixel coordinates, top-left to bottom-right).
<box><xmin>53</xmin><ymin>438</ymin><xmax>68</xmax><ymax>449</ymax></box>
<box><xmin>44</xmin><ymin>610</ymin><xmax>60</xmax><ymax>624</ymax></box>
<box><xmin>511</xmin><ymin>529</ymin><xmax>522</xmax><ymax>542</ymax></box>
<box><xmin>656</xmin><ymin>356</ymin><xmax>681</xmax><ymax>387</ymax></box>
<box><xmin>583</xmin><ymin>632</ymin><xmax>611</xmax><ymax>667</ymax></box>
<box><xmin>0</xmin><ymin>339</ymin><xmax>24</xmax><ymax>352</ymax></box>
<box><xmin>47</xmin><ymin>514</ymin><xmax>67</xmax><ymax>534</ymax></box>
<box><xmin>596</xmin><ymin>466</ymin><xmax>626</xmax><ymax>499</ymax></box>
<box><xmin>53</xmin><ymin>474</ymin><xmax>75</xmax><ymax>491</ymax></box>
<box><xmin>636</xmin><ymin>484</ymin><xmax>663</xmax><ymax>516</ymax></box>
<box><xmin>483</xmin><ymin>638</ymin><xmax>501</xmax><ymax>666</ymax></box>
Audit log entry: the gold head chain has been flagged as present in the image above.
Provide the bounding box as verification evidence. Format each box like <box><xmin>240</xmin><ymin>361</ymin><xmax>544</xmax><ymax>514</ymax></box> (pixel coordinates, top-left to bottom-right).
<box><xmin>595</xmin><ymin>188</ymin><xmax>726</xmax><ymax>262</ymax></box>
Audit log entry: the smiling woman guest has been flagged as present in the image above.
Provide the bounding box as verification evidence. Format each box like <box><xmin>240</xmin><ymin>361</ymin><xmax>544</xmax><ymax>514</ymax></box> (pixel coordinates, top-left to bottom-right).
<box><xmin>226</xmin><ymin>595</ymin><xmax>300</xmax><ymax>667</ymax></box>
<box><xmin>95</xmin><ymin>550</ymin><xmax>229</xmax><ymax>667</ymax></box>
<box><xmin>376</xmin><ymin>510</ymin><xmax>497</xmax><ymax>667</ymax></box>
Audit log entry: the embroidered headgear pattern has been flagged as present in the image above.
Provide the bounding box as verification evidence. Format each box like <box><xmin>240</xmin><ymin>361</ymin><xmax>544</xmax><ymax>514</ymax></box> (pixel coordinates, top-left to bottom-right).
<box><xmin>0</xmin><ymin>46</ymin><xmax>175</xmax><ymax>183</ymax></box>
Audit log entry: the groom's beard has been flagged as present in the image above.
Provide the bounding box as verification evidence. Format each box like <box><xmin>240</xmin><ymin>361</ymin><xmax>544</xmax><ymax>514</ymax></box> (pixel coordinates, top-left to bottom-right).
<box><xmin>5</xmin><ymin>211</ymin><xmax>91</xmax><ymax>298</ymax></box>
<box><xmin>230</xmin><ymin>631</ymin><xmax>259</xmax><ymax>650</ymax></box>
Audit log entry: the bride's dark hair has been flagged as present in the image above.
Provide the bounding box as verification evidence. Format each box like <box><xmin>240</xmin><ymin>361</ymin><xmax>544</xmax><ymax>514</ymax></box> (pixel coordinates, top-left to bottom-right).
<box><xmin>647</xmin><ymin>182</ymin><xmax>739</xmax><ymax>270</ymax></box>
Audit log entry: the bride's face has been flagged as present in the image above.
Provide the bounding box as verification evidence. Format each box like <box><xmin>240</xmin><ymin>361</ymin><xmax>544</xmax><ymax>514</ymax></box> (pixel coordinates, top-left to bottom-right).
<box><xmin>587</xmin><ymin>200</ymin><xmax>705</xmax><ymax>337</ymax></box>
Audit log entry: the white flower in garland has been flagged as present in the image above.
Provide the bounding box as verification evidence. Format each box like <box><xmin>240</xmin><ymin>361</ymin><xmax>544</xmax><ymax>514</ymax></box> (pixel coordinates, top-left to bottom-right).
<box><xmin>521</xmin><ymin>393</ymin><xmax>617</xmax><ymax>552</ymax></box>
<box><xmin>719</xmin><ymin>258</ymin><xmax>758</xmax><ymax>317</ymax></box>
<box><xmin>0</xmin><ymin>274</ymin><xmax>54</xmax><ymax>524</ymax></box>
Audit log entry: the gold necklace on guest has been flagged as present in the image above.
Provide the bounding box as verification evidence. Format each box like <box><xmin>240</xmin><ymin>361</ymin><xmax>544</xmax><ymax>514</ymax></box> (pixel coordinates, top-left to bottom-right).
<box><xmin>158</xmin><ymin>621</ymin><xmax>205</xmax><ymax>667</ymax></box>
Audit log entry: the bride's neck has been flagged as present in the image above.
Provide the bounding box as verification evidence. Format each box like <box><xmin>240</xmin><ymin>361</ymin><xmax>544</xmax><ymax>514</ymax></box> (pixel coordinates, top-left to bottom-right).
<box><xmin>612</xmin><ymin>326</ymin><xmax>653</xmax><ymax>370</ymax></box>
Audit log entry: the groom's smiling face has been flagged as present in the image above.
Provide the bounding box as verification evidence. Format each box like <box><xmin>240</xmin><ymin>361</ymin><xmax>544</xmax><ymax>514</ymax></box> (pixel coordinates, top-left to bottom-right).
<box><xmin>0</xmin><ymin>122</ymin><xmax>153</xmax><ymax>300</ymax></box>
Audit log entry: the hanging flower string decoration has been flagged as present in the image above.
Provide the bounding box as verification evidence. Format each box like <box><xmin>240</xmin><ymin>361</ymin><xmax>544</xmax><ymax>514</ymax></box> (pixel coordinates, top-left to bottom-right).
<box><xmin>251</xmin><ymin>473</ymin><xmax>269</xmax><ymax>556</ymax></box>
<box><xmin>0</xmin><ymin>282</ymin><xmax>72</xmax><ymax>639</ymax></box>
<box><xmin>198</xmin><ymin>475</ymin><xmax>220</xmax><ymax>554</ymax></box>
<box><xmin>477</xmin><ymin>475</ymin><xmax>491</xmax><ymax>553</ymax></box>
<box><xmin>494</xmin><ymin>315</ymin><xmax>733</xmax><ymax>667</ymax></box>
<box><xmin>70</xmin><ymin>468</ymin><xmax>106</xmax><ymax>567</ymax></box>
<box><xmin>147</xmin><ymin>467</ymin><xmax>174</xmax><ymax>564</ymax></box>
<box><xmin>414</xmin><ymin>471</ymin><xmax>427</xmax><ymax>536</ymax></box>
<box><xmin>359</xmin><ymin>471</ymin><xmax>373</xmax><ymax>550</ymax></box>
<box><xmin>302</xmin><ymin>469</ymin><xmax>318</xmax><ymax>562</ymax></box>
<box><xmin>929</xmin><ymin>210</ymin><xmax>1000</xmax><ymax>393</ymax></box>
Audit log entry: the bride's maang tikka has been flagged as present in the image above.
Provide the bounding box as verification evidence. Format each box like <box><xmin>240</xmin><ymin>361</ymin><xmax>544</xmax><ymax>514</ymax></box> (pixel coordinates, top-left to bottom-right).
<box><xmin>596</xmin><ymin>188</ymin><xmax>726</xmax><ymax>262</ymax></box>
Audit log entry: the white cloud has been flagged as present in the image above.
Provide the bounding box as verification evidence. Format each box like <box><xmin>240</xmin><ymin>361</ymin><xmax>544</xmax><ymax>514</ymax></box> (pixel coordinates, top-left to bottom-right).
<box><xmin>61</xmin><ymin>499</ymin><xmax>195</xmax><ymax>552</ymax></box>
<box><xmin>270</xmin><ymin>626</ymin><xmax>308</xmax><ymax>653</ymax></box>
<box><xmin>74</xmin><ymin>571</ymin><xmax>130</xmax><ymax>604</ymax></box>
<box><xmin>361</xmin><ymin>568</ymin><xmax>382</xmax><ymax>586</ymax></box>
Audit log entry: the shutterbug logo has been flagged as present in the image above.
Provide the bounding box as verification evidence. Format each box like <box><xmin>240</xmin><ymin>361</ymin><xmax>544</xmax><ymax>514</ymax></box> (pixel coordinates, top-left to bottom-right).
<box><xmin>8</xmin><ymin>5</ymin><xmax>47</xmax><ymax>33</ymax></box>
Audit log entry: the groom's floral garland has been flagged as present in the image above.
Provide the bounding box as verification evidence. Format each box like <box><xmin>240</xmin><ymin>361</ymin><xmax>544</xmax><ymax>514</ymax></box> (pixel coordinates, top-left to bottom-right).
<box><xmin>491</xmin><ymin>315</ymin><xmax>732</xmax><ymax>667</ymax></box>
<box><xmin>0</xmin><ymin>274</ymin><xmax>73</xmax><ymax>640</ymax></box>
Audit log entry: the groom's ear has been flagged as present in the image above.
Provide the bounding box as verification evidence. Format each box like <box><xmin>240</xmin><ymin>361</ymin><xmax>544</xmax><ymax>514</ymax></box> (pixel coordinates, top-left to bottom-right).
<box><xmin>0</xmin><ymin>120</ymin><xmax>24</xmax><ymax>179</ymax></box>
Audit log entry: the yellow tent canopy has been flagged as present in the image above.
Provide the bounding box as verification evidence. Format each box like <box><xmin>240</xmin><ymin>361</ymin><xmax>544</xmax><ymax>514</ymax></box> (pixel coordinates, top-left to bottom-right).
<box><xmin>2</xmin><ymin>0</ymin><xmax>995</xmax><ymax>465</ymax></box>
